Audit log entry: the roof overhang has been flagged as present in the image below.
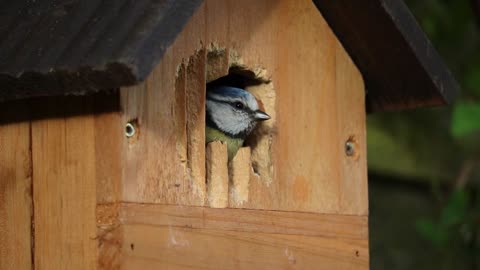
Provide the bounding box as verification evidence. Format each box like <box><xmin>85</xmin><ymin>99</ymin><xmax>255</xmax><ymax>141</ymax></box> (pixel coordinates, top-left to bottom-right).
<box><xmin>313</xmin><ymin>0</ymin><xmax>459</xmax><ymax>112</ymax></box>
<box><xmin>0</xmin><ymin>0</ymin><xmax>459</xmax><ymax>112</ymax></box>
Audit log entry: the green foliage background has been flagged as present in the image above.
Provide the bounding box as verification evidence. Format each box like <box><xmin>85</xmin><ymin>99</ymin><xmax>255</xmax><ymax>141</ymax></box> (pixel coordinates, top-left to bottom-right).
<box><xmin>368</xmin><ymin>0</ymin><xmax>480</xmax><ymax>268</ymax></box>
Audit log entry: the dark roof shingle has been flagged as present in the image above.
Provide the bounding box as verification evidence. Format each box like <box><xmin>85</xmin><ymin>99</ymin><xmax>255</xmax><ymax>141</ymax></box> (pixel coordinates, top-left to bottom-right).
<box><xmin>0</xmin><ymin>0</ymin><xmax>202</xmax><ymax>100</ymax></box>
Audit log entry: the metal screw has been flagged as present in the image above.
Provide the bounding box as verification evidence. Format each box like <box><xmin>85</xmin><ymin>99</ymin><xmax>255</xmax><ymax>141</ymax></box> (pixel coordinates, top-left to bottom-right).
<box><xmin>345</xmin><ymin>140</ymin><xmax>355</xmax><ymax>156</ymax></box>
<box><xmin>125</xmin><ymin>122</ymin><xmax>136</xmax><ymax>138</ymax></box>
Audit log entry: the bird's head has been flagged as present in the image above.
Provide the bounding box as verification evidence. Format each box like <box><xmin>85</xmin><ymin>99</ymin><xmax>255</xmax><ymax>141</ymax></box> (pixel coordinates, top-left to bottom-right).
<box><xmin>206</xmin><ymin>86</ymin><xmax>270</xmax><ymax>138</ymax></box>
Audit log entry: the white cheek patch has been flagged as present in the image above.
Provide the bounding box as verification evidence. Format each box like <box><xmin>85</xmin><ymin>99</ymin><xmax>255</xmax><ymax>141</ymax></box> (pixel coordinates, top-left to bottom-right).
<box><xmin>207</xmin><ymin>100</ymin><xmax>252</xmax><ymax>136</ymax></box>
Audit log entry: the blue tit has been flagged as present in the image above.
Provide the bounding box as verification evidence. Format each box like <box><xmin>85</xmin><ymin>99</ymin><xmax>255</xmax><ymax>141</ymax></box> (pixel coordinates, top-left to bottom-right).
<box><xmin>206</xmin><ymin>85</ymin><xmax>270</xmax><ymax>160</ymax></box>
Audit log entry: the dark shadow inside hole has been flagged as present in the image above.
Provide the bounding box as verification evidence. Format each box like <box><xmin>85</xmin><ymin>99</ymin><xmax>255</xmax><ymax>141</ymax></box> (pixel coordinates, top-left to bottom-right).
<box><xmin>207</xmin><ymin>66</ymin><xmax>266</xmax><ymax>90</ymax></box>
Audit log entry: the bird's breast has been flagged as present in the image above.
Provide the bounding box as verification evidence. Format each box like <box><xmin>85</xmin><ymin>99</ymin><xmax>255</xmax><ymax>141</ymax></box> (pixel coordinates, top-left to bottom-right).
<box><xmin>205</xmin><ymin>126</ymin><xmax>244</xmax><ymax>160</ymax></box>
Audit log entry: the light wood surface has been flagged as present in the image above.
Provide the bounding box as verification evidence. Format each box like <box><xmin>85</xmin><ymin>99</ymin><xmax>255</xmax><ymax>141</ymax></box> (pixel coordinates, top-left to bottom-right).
<box><xmin>94</xmin><ymin>96</ymin><xmax>123</xmax><ymax>205</ymax></box>
<box><xmin>186</xmin><ymin>49</ymin><xmax>207</xmax><ymax>204</ymax></box>
<box><xmin>31</xmin><ymin>97</ymin><xmax>97</xmax><ymax>270</ymax></box>
<box><xmin>0</xmin><ymin>104</ymin><xmax>32</xmax><ymax>270</ymax></box>
<box><xmin>119</xmin><ymin>0</ymin><xmax>367</xmax><ymax>215</ymax></box>
<box><xmin>335</xmin><ymin>40</ymin><xmax>369</xmax><ymax>214</ymax></box>
<box><xmin>120</xmin><ymin>50</ymin><xmax>208</xmax><ymax>206</ymax></box>
<box><xmin>206</xmin><ymin>141</ymin><xmax>229</xmax><ymax>208</ymax></box>
<box><xmin>229</xmin><ymin>147</ymin><xmax>252</xmax><ymax>207</ymax></box>
<box><xmin>97</xmin><ymin>203</ymin><xmax>369</xmax><ymax>270</ymax></box>
<box><xmin>174</xmin><ymin>63</ymin><xmax>188</xmax><ymax>167</ymax></box>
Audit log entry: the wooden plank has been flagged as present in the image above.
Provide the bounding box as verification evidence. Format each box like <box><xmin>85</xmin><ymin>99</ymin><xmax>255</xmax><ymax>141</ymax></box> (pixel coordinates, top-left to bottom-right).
<box><xmin>0</xmin><ymin>102</ymin><xmax>32</xmax><ymax>270</ymax></box>
<box><xmin>313</xmin><ymin>0</ymin><xmax>458</xmax><ymax>112</ymax></box>
<box><xmin>335</xmin><ymin>40</ymin><xmax>369</xmax><ymax>215</ymax></box>
<box><xmin>117</xmin><ymin>204</ymin><xmax>368</xmax><ymax>239</ymax></box>
<box><xmin>97</xmin><ymin>221</ymin><xmax>124</xmax><ymax>270</ymax></box>
<box><xmin>174</xmin><ymin>63</ymin><xmax>188</xmax><ymax>166</ymax></box>
<box><xmin>206</xmin><ymin>142</ymin><xmax>229</xmax><ymax>208</ymax></box>
<box><xmin>269</xmin><ymin>0</ymin><xmax>338</xmax><ymax>213</ymax></box>
<box><xmin>185</xmin><ymin>49</ymin><xmax>207</xmax><ymax>204</ymax></box>
<box><xmin>97</xmin><ymin>203</ymin><xmax>368</xmax><ymax>270</ymax></box>
<box><xmin>229</xmin><ymin>147</ymin><xmax>251</xmax><ymax>207</ymax></box>
<box><xmin>31</xmin><ymin>96</ymin><xmax>97</xmax><ymax>270</ymax></box>
<box><xmin>122</xmin><ymin>226</ymin><xmax>367</xmax><ymax>270</ymax></box>
<box><xmin>119</xmin><ymin>60</ymin><xmax>206</xmax><ymax>205</ymax></box>
<box><xmin>94</xmin><ymin>93</ymin><xmax>123</xmax><ymax>204</ymax></box>
<box><xmin>120</xmin><ymin>4</ymin><xmax>207</xmax><ymax>206</ymax></box>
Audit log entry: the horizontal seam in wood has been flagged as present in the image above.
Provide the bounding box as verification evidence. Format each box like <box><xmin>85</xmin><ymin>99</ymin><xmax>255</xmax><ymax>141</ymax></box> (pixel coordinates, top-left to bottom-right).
<box><xmin>99</xmin><ymin>202</ymin><xmax>369</xmax><ymax>218</ymax></box>
<box><xmin>118</xmin><ymin>221</ymin><xmax>367</xmax><ymax>240</ymax></box>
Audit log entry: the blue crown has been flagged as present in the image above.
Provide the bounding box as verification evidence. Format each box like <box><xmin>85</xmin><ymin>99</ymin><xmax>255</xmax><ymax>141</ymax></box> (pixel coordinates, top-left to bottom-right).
<box><xmin>207</xmin><ymin>86</ymin><xmax>250</xmax><ymax>99</ymax></box>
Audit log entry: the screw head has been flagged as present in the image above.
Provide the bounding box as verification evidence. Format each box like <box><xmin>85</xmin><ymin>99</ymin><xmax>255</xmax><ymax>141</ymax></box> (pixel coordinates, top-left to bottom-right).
<box><xmin>345</xmin><ymin>140</ymin><xmax>355</xmax><ymax>157</ymax></box>
<box><xmin>125</xmin><ymin>122</ymin><xmax>136</xmax><ymax>138</ymax></box>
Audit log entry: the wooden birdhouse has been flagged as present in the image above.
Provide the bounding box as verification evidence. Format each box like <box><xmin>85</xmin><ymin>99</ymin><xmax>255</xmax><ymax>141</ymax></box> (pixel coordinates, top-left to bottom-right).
<box><xmin>0</xmin><ymin>1</ymin><xmax>458</xmax><ymax>269</ymax></box>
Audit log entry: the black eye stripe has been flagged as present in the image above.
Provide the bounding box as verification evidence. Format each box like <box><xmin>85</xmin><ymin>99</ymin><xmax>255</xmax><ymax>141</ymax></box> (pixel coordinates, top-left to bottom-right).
<box><xmin>208</xmin><ymin>97</ymin><xmax>244</xmax><ymax>107</ymax></box>
<box><xmin>207</xmin><ymin>97</ymin><xmax>254</xmax><ymax>114</ymax></box>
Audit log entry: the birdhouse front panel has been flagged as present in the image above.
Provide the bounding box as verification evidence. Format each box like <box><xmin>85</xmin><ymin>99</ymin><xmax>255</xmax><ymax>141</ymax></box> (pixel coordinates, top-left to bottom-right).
<box><xmin>96</xmin><ymin>0</ymin><xmax>368</xmax><ymax>269</ymax></box>
<box><xmin>116</xmin><ymin>0</ymin><xmax>368</xmax><ymax>213</ymax></box>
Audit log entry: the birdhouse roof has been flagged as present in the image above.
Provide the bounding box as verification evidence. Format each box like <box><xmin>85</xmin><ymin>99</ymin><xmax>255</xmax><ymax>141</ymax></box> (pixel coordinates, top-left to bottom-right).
<box><xmin>0</xmin><ymin>0</ymin><xmax>458</xmax><ymax>112</ymax></box>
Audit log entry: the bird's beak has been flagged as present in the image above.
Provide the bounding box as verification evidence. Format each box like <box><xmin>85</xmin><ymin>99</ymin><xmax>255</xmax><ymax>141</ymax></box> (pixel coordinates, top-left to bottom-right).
<box><xmin>254</xmin><ymin>110</ymin><xmax>271</xmax><ymax>121</ymax></box>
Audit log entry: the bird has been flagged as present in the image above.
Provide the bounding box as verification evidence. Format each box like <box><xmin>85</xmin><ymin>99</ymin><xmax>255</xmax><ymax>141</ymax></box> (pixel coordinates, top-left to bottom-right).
<box><xmin>206</xmin><ymin>85</ymin><xmax>270</xmax><ymax>160</ymax></box>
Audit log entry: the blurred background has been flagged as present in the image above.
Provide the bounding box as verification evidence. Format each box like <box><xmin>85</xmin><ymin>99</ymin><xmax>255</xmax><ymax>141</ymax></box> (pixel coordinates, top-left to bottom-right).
<box><xmin>368</xmin><ymin>1</ymin><xmax>480</xmax><ymax>269</ymax></box>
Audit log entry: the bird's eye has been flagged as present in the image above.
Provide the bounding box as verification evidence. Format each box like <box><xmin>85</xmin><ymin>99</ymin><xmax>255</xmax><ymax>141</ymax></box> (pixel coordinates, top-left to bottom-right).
<box><xmin>234</xmin><ymin>102</ymin><xmax>244</xmax><ymax>109</ymax></box>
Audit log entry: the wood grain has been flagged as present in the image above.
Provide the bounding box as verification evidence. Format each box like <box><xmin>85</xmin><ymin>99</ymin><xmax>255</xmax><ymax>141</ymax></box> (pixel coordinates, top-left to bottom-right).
<box><xmin>186</xmin><ymin>49</ymin><xmax>207</xmax><ymax>204</ymax></box>
<box><xmin>122</xmin><ymin>225</ymin><xmax>367</xmax><ymax>270</ymax></box>
<box><xmin>229</xmin><ymin>147</ymin><xmax>251</xmax><ymax>207</ymax></box>
<box><xmin>335</xmin><ymin>41</ymin><xmax>369</xmax><ymax>215</ymax></box>
<box><xmin>119</xmin><ymin>0</ymin><xmax>368</xmax><ymax>215</ymax></box>
<box><xmin>31</xmin><ymin>97</ymin><xmax>97</xmax><ymax>270</ymax></box>
<box><xmin>120</xmin><ymin>10</ymin><xmax>207</xmax><ymax>205</ymax></box>
<box><xmin>97</xmin><ymin>203</ymin><xmax>368</xmax><ymax>270</ymax></box>
<box><xmin>174</xmin><ymin>63</ymin><xmax>188</xmax><ymax>165</ymax></box>
<box><xmin>94</xmin><ymin>94</ymin><xmax>123</xmax><ymax>204</ymax></box>
<box><xmin>116</xmin><ymin>204</ymin><xmax>368</xmax><ymax>239</ymax></box>
<box><xmin>97</xmin><ymin>221</ymin><xmax>123</xmax><ymax>270</ymax></box>
<box><xmin>0</xmin><ymin>103</ymin><xmax>32</xmax><ymax>270</ymax></box>
<box><xmin>206</xmin><ymin>141</ymin><xmax>229</xmax><ymax>208</ymax></box>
